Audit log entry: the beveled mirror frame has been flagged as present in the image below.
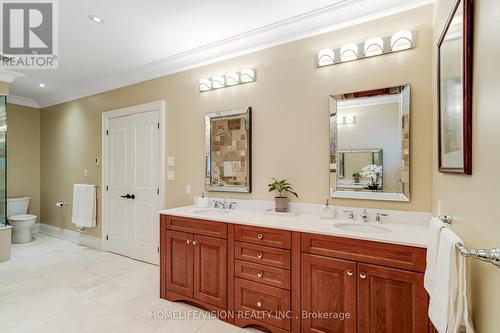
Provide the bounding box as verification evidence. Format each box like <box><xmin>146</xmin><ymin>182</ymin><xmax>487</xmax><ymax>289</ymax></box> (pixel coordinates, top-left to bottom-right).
<box><xmin>330</xmin><ymin>85</ymin><xmax>411</xmax><ymax>202</ymax></box>
<box><xmin>437</xmin><ymin>0</ymin><xmax>473</xmax><ymax>175</ymax></box>
<box><xmin>205</xmin><ymin>106</ymin><xmax>252</xmax><ymax>193</ymax></box>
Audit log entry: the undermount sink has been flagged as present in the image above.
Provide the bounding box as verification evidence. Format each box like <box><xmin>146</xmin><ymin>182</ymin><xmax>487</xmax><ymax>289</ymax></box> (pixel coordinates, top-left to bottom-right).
<box><xmin>334</xmin><ymin>222</ymin><xmax>390</xmax><ymax>234</ymax></box>
<box><xmin>193</xmin><ymin>209</ymin><xmax>231</xmax><ymax>215</ymax></box>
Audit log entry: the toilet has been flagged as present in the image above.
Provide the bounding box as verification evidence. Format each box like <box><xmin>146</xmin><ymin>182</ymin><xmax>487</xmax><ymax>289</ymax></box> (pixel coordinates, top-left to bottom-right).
<box><xmin>7</xmin><ymin>197</ymin><xmax>37</xmax><ymax>244</ymax></box>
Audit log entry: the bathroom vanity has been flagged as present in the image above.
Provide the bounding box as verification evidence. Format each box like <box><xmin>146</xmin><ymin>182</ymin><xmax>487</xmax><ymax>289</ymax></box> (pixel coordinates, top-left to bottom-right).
<box><xmin>159</xmin><ymin>207</ymin><xmax>431</xmax><ymax>333</ymax></box>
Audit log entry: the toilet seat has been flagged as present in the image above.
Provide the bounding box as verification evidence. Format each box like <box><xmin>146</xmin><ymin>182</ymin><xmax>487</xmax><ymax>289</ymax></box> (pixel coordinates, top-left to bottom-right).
<box><xmin>8</xmin><ymin>214</ymin><xmax>37</xmax><ymax>221</ymax></box>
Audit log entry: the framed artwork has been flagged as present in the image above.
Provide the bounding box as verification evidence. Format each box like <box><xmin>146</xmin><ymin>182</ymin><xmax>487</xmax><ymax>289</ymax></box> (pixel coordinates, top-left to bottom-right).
<box><xmin>437</xmin><ymin>0</ymin><xmax>473</xmax><ymax>174</ymax></box>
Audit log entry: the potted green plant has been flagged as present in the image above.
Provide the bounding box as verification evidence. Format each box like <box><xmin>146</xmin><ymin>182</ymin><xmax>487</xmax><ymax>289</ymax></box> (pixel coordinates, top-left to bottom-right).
<box><xmin>352</xmin><ymin>172</ymin><xmax>361</xmax><ymax>184</ymax></box>
<box><xmin>268</xmin><ymin>178</ymin><xmax>298</xmax><ymax>212</ymax></box>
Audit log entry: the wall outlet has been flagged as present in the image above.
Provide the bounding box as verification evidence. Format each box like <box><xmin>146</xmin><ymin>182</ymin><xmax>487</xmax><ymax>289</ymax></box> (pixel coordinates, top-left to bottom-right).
<box><xmin>167</xmin><ymin>170</ymin><xmax>175</xmax><ymax>180</ymax></box>
<box><xmin>185</xmin><ymin>185</ymin><xmax>192</xmax><ymax>195</ymax></box>
<box><xmin>84</xmin><ymin>169</ymin><xmax>88</xmax><ymax>177</ymax></box>
<box><xmin>167</xmin><ymin>156</ymin><xmax>175</xmax><ymax>167</ymax></box>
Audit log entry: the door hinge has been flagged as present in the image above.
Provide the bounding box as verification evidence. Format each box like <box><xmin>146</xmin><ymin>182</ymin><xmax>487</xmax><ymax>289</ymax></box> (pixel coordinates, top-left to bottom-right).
<box><xmin>105</xmin><ymin>185</ymin><xmax>108</xmax><ymax>191</ymax></box>
<box><xmin>106</xmin><ymin>129</ymin><xmax>109</xmax><ymax>135</ymax></box>
<box><xmin>157</xmin><ymin>122</ymin><xmax>160</xmax><ymax>129</ymax></box>
<box><xmin>157</xmin><ymin>188</ymin><xmax>160</xmax><ymax>195</ymax></box>
<box><xmin>106</xmin><ymin>235</ymin><xmax>109</xmax><ymax>241</ymax></box>
<box><xmin>157</xmin><ymin>246</ymin><xmax>160</xmax><ymax>254</ymax></box>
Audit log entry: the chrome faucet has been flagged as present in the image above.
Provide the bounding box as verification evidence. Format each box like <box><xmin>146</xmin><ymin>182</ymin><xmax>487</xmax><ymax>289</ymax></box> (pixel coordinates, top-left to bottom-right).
<box><xmin>213</xmin><ymin>199</ymin><xmax>237</xmax><ymax>210</ymax></box>
<box><xmin>375</xmin><ymin>212</ymin><xmax>389</xmax><ymax>224</ymax></box>
<box><xmin>360</xmin><ymin>209</ymin><xmax>369</xmax><ymax>223</ymax></box>
<box><xmin>343</xmin><ymin>210</ymin><xmax>354</xmax><ymax>221</ymax></box>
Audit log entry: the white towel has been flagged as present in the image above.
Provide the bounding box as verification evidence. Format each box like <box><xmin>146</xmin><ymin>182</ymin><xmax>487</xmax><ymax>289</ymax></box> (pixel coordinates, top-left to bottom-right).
<box><xmin>424</xmin><ymin>217</ymin><xmax>446</xmax><ymax>293</ymax></box>
<box><xmin>428</xmin><ymin>228</ymin><xmax>475</xmax><ymax>333</ymax></box>
<box><xmin>71</xmin><ymin>184</ymin><xmax>97</xmax><ymax>228</ymax></box>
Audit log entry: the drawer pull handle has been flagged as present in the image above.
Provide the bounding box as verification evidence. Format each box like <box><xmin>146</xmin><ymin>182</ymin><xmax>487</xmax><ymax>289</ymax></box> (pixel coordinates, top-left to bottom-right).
<box><xmin>257</xmin><ymin>233</ymin><xmax>264</xmax><ymax>240</ymax></box>
<box><xmin>186</xmin><ymin>240</ymin><xmax>192</xmax><ymax>244</ymax></box>
<box><xmin>360</xmin><ymin>272</ymin><xmax>367</xmax><ymax>279</ymax></box>
<box><xmin>347</xmin><ymin>269</ymin><xmax>354</xmax><ymax>277</ymax></box>
<box><xmin>256</xmin><ymin>301</ymin><xmax>263</xmax><ymax>308</ymax></box>
<box><xmin>257</xmin><ymin>272</ymin><xmax>263</xmax><ymax>278</ymax></box>
<box><xmin>192</xmin><ymin>240</ymin><xmax>198</xmax><ymax>245</ymax></box>
<box><xmin>257</xmin><ymin>253</ymin><xmax>263</xmax><ymax>259</ymax></box>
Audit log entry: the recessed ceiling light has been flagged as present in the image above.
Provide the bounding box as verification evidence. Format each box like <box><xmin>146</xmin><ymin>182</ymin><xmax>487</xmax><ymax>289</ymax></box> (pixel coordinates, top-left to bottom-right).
<box><xmin>39</xmin><ymin>83</ymin><xmax>46</xmax><ymax>88</ymax></box>
<box><xmin>88</xmin><ymin>15</ymin><xmax>104</xmax><ymax>24</ymax></box>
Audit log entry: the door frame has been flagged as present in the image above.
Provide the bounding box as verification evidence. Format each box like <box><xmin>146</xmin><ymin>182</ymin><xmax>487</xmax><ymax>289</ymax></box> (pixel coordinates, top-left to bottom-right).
<box><xmin>101</xmin><ymin>100</ymin><xmax>166</xmax><ymax>253</ymax></box>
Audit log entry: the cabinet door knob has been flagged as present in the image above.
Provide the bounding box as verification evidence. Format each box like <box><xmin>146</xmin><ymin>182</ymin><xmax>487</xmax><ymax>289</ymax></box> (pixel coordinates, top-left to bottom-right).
<box><xmin>192</xmin><ymin>240</ymin><xmax>198</xmax><ymax>245</ymax></box>
<box><xmin>186</xmin><ymin>240</ymin><xmax>192</xmax><ymax>244</ymax></box>
<box><xmin>257</xmin><ymin>233</ymin><xmax>264</xmax><ymax>240</ymax></box>
<box><xmin>257</xmin><ymin>253</ymin><xmax>263</xmax><ymax>259</ymax></box>
<box><xmin>257</xmin><ymin>272</ymin><xmax>263</xmax><ymax>278</ymax></box>
<box><xmin>360</xmin><ymin>272</ymin><xmax>367</xmax><ymax>279</ymax></box>
<box><xmin>347</xmin><ymin>269</ymin><xmax>354</xmax><ymax>277</ymax></box>
<box><xmin>256</xmin><ymin>301</ymin><xmax>263</xmax><ymax>308</ymax></box>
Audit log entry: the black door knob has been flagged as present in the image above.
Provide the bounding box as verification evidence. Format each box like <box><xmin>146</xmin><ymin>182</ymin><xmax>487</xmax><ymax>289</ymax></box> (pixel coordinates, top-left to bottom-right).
<box><xmin>120</xmin><ymin>194</ymin><xmax>130</xmax><ymax>199</ymax></box>
<box><xmin>130</xmin><ymin>194</ymin><xmax>135</xmax><ymax>199</ymax></box>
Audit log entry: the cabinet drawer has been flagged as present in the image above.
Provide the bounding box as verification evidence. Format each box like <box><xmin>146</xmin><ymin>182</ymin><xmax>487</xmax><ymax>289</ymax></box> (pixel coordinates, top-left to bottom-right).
<box><xmin>164</xmin><ymin>215</ymin><xmax>227</xmax><ymax>239</ymax></box>
<box><xmin>235</xmin><ymin>278</ymin><xmax>290</xmax><ymax>331</ymax></box>
<box><xmin>235</xmin><ymin>225</ymin><xmax>291</xmax><ymax>249</ymax></box>
<box><xmin>235</xmin><ymin>242</ymin><xmax>291</xmax><ymax>269</ymax></box>
<box><xmin>301</xmin><ymin>233</ymin><xmax>426</xmax><ymax>272</ymax></box>
<box><xmin>235</xmin><ymin>260</ymin><xmax>290</xmax><ymax>290</ymax></box>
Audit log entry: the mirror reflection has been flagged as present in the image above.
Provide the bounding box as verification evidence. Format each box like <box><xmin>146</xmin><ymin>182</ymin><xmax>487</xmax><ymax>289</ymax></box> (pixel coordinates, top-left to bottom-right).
<box><xmin>330</xmin><ymin>85</ymin><xmax>410</xmax><ymax>201</ymax></box>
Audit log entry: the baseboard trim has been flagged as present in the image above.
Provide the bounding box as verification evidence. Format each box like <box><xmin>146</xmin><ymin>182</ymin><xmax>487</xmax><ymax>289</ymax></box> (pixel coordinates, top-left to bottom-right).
<box><xmin>38</xmin><ymin>223</ymin><xmax>102</xmax><ymax>250</ymax></box>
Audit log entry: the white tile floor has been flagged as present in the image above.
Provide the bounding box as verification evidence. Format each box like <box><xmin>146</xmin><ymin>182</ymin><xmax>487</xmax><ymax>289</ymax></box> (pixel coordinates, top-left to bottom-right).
<box><xmin>0</xmin><ymin>234</ymin><xmax>261</xmax><ymax>333</ymax></box>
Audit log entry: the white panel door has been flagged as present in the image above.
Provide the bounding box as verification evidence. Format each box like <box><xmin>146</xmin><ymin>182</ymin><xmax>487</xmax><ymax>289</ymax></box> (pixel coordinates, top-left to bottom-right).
<box><xmin>106</xmin><ymin>110</ymin><xmax>160</xmax><ymax>264</ymax></box>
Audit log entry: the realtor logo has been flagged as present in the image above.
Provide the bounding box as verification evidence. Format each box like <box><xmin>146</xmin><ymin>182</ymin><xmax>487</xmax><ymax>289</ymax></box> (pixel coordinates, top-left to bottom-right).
<box><xmin>1</xmin><ymin>0</ymin><xmax>58</xmax><ymax>69</ymax></box>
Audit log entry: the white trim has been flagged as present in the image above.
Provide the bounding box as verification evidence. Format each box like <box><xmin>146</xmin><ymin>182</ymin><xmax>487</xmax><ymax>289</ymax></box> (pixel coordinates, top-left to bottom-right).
<box><xmin>37</xmin><ymin>0</ymin><xmax>433</xmax><ymax>107</ymax></box>
<box><xmin>101</xmin><ymin>100</ymin><xmax>166</xmax><ymax>253</ymax></box>
<box><xmin>37</xmin><ymin>223</ymin><xmax>102</xmax><ymax>250</ymax></box>
<box><xmin>7</xmin><ymin>95</ymin><xmax>40</xmax><ymax>108</ymax></box>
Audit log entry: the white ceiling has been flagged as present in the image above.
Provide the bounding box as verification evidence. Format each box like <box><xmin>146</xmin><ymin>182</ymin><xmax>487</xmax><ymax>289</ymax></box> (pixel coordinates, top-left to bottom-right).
<box><xmin>4</xmin><ymin>0</ymin><xmax>432</xmax><ymax>107</ymax></box>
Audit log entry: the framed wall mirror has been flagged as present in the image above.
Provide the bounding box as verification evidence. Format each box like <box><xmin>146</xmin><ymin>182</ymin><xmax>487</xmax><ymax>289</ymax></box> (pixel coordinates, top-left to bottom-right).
<box><xmin>330</xmin><ymin>85</ymin><xmax>410</xmax><ymax>201</ymax></box>
<box><xmin>205</xmin><ymin>107</ymin><xmax>251</xmax><ymax>193</ymax></box>
<box><xmin>437</xmin><ymin>0</ymin><xmax>473</xmax><ymax>174</ymax></box>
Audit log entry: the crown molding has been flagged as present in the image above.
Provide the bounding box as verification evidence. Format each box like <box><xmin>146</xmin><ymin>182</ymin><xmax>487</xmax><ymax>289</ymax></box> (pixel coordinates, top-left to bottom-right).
<box><xmin>7</xmin><ymin>95</ymin><xmax>40</xmax><ymax>108</ymax></box>
<box><xmin>0</xmin><ymin>70</ymin><xmax>26</xmax><ymax>83</ymax></box>
<box><xmin>38</xmin><ymin>0</ymin><xmax>433</xmax><ymax>108</ymax></box>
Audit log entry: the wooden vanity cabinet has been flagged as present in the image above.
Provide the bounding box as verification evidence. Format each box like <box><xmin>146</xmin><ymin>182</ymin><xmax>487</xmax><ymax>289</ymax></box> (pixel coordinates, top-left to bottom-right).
<box><xmin>160</xmin><ymin>215</ymin><xmax>430</xmax><ymax>333</ymax></box>
<box><xmin>161</xmin><ymin>215</ymin><xmax>228</xmax><ymax>312</ymax></box>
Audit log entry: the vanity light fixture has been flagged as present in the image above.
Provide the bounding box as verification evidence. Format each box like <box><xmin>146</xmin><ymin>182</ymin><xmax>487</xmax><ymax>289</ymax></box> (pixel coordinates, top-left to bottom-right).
<box><xmin>337</xmin><ymin>116</ymin><xmax>356</xmax><ymax>125</ymax></box>
<box><xmin>88</xmin><ymin>15</ymin><xmax>104</xmax><ymax>24</ymax></box>
<box><xmin>340</xmin><ymin>43</ymin><xmax>358</xmax><ymax>62</ymax></box>
<box><xmin>391</xmin><ymin>30</ymin><xmax>413</xmax><ymax>51</ymax></box>
<box><xmin>225</xmin><ymin>72</ymin><xmax>240</xmax><ymax>86</ymax></box>
<box><xmin>317</xmin><ymin>48</ymin><xmax>335</xmax><ymax>67</ymax></box>
<box><xmin>316</xmin><ymin>30</ymin><xmax>416</xmax><ymax>68</ymax></box>
<box><xmin>199</xmin><ymin>69</ymin><xmax>255</xmax><ymax>92</ymax></box>
<box><xmin>240</xmin><ymin>69</ymin><xmax>255</xmax><ymax>83</ymax></box>
<box><xmin>212</xmin><ymin>75</ymin><xmax>226</xmax><ymax>89</ymax></box>
<box><xmin>364</xmin><ymin>37</ymin><xmax>384</xmax><ymax>57</ymax></box>
<box><xmin>199</xmin><ymin>78</ymin><xmax>212</xmax><ymax>92</ymax></box>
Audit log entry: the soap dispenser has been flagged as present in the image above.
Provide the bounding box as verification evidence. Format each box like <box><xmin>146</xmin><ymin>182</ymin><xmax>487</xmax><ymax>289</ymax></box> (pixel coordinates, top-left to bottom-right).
<box><xmin>197</xmin><ymin>192</ymin><xmax>209</xmax><ymax>208</ymax></box>
<box><xmin>320</xmin><ymin>198</ymin><xmax>336</xmax><ymax>219</ymax></box>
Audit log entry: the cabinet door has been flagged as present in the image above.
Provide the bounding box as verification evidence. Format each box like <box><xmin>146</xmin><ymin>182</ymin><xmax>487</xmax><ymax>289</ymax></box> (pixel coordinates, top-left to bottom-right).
<box><xmin>166</xmin><ymin>230</ymin><xmax>193</xmax><ymax>297</ymax></box>
<box><xmin>358</xmin><ymin>263</ymin><xmax>428</xmax><ymax>333</ymax></box>
<box><xmin>193</xmin><ymin>235</ymin><xmax>227</xmax><ymax>308</ymax></box>
<box><xmin>301</xmin><ymin>254</ymin><xmax>357</xmax><ymax>333</ymax></box>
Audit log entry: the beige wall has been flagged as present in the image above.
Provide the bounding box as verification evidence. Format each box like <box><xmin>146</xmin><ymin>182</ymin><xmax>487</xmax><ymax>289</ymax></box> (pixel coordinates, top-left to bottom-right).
<box><xmin>6</xmin><ymin>103</ymin><xmax>41</xmax><ymax>217</ymax></box>
<box><xmin>40</xmin><ymin>5</ymin><xmax>434</xmax><ymax>238</ymax></box>
<box><xmin>0</xmin><ymin>81</ymin><xmax>9</xmax><ymax>95</ymax></box>
<box><xmin>432</xmin><ymin>0</ymin><xmax>500</xmax><ymax>332</ymax></box>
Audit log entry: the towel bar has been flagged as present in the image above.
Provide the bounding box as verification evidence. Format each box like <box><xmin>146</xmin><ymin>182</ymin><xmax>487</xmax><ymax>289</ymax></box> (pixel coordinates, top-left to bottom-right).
<box><xmin>438</xmin><ymin>215</ymin><xmax>500</xmax><ymax>268</ymax></box>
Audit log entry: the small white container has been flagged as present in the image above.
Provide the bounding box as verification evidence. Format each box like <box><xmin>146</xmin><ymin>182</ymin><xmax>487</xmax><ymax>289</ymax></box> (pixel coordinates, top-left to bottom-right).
<box><xmin>320</xmin><ymin>199</ymin><xmax>336</xmax><ymax>219</ymax></box>
<box><xmin>196</xmin><ymin>192</ymin><xmax>209</xmax><ymax>208</ymax></box>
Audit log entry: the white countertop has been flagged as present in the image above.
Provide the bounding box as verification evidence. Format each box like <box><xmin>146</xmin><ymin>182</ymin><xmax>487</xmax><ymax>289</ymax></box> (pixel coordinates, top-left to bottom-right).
<box><xmin>159</xmin><ymin>205</ymin><xmax>429</xmax><ymax>248</ymax></box>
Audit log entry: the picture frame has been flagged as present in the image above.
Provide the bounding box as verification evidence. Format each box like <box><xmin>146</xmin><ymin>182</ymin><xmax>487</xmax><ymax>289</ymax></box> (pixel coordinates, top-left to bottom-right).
<box><xmin>437</xmin><ymin>0</ymin><xmax>473</xmax><ymax>174</ymax></box>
